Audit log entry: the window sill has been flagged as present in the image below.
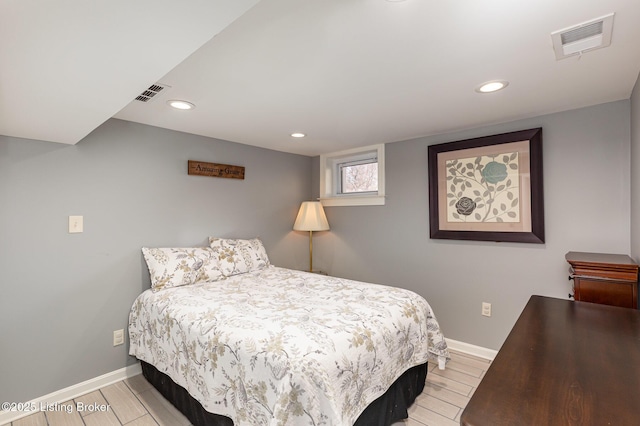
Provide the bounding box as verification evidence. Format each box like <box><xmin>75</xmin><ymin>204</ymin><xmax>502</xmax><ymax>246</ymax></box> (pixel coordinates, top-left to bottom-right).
<box><xmin>319</xmin><ymin>195</ymin><xmax>385</xmax><ymax>207</ymax></box>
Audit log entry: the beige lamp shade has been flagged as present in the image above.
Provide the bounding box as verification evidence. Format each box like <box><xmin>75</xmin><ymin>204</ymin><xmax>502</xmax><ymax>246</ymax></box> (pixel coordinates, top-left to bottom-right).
<box><xmin>293</xmin><ymin>201</ymin><xmax>330</xmax><ymax>231</ymax></box>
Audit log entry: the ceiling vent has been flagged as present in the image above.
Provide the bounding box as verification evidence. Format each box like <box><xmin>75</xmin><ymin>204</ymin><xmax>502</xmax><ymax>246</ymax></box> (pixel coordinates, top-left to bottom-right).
<box><xmin>551</xmin><ymin>13</ymin><xmax>614</xmax><ymax>60</ymax></box>
<box><xmin>134</xmin><ymin>83</ymin><xmax>171</xmax><ymax>103</ymax></box>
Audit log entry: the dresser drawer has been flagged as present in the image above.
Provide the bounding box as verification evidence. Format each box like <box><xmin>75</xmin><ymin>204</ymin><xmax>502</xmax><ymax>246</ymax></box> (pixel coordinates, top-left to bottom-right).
<box><xmin>566</xmin><ymin>251</ymin><xmax>639</xmax><ymax>309</ymax></box>
<box><xmin>574</xmin><ymin>277</ymin><xmax>637</xmax><ymax>308</ymax></box>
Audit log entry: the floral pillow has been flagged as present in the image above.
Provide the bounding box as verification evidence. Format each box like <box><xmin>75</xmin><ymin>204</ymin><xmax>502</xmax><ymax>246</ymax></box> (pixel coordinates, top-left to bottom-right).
<box><xmin>208</xmin><ymin>237</ymin><xmax>270</xmax><ymax>277</ymax></box>
<box><xmin>142</xmin><ymin>247</ymin><xmax>224</xmax><ymax>292</ymax></box>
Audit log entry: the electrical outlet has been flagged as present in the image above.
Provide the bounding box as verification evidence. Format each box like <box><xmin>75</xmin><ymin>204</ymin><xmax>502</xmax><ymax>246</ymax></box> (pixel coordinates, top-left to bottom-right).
<box><xmin>113</xmin><ymin>329</ymin><xmax>124</xmax><ymax>346</ymax></box>
<box><xmin>482</xmin><ymin>302</ymin><xmax>492</xmax><ymax>317</ymax></box>
<box><xmin>68</xmin><ymin>215</ymin><xmax>83</xmax><ymax>233</ymax></box>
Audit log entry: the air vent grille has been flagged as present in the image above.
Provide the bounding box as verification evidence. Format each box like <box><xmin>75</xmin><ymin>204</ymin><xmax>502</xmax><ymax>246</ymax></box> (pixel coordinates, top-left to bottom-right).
<box><xmin>560</xmin><ymin>21</ymin><xmax>603</xmax><ymax>45</ymax></box>
<box><xmin>551</xmin><ymin>13</ymin><xmax>614</xmax><ymax>60</ymax></box>
<box><xmin>134</xmin><ymin>83</ymin><xmax>170</xmax><ymax>103</ymax></box>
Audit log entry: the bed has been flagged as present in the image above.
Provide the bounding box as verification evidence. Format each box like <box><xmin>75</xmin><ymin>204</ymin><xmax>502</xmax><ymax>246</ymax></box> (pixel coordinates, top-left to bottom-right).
<box><xmin>129</xmin><ymin>239</ymin><xmax>449</xmax><ymax>426</ymax></box>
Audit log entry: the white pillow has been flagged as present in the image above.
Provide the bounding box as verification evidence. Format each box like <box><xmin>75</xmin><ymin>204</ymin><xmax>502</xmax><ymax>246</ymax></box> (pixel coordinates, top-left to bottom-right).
<box><xmin>142</xmin><ymin>247</ymin><xmax>224</xmax><ymax>292</ymax></box>
<box><xmin>208</xmin><ymin>237</ymin><xmax>270</xmax><ymax>276</ymax></box>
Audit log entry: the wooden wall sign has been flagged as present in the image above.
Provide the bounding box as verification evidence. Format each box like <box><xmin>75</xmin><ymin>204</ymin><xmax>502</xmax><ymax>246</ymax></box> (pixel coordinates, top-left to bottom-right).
<box><xmin>188</xmin><ymin>160</ymin><xmax>245</xmax><ymax>180</ymax></box>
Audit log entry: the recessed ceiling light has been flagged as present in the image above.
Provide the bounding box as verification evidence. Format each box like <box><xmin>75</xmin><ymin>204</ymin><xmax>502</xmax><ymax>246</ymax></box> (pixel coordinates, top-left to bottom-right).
<box><xmin>291</xmin><ymin>133</ymin><xmax>306</xmax><ymax>138</ymax></box>
<box><xmin>475</xmin><ymin>80</ymin><xmax>509</xmax><ymax>93</ymax></box>
<box><xmin>167</xmin><ymin>100</ymin><xmax>195</xmax><ymax>110</ymax></box>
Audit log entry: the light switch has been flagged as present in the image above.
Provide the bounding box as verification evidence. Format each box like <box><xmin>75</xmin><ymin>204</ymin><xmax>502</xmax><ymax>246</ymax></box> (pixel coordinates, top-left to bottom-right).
<box><xmin>68</xmin><ymin>215</ymin><xmax>83</xmax><ymax>233</ymax></box>
<box><xmin>113</xmin><ymin>329</ymin><xmax>124</xmax><ymax>346</ymax></box>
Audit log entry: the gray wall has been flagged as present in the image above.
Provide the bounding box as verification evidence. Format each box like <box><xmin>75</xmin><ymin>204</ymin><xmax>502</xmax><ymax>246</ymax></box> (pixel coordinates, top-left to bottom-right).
<box><xmin>313</xmin><ymin>100</ymin><xmax>631</xmax><ymax>350</ymax></box>
<box><xmin>0</xmin><ymin>119</ymin><xmax>311</xmax><ymax>403</ymax></box>
<box><xmin>631</xmin><ymin>72</ymin><xmax>640</xmax><ymax>261</ymax></box>
<box><xmin>1</xmin><ymin>99</ymin><xmax>634</xmax><ymax>403</ymax></box>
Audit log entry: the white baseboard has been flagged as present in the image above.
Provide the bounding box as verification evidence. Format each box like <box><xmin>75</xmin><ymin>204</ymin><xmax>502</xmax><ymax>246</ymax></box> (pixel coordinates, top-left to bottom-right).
<box><xmin>0</xmin><ymin>363</ymin><xmax>141</xmax><ymax>425</ymax></box>
<box><xmin>446</xmin><ymin>338</ymin><xmax>498</xmax><ymax>361</ymax></box>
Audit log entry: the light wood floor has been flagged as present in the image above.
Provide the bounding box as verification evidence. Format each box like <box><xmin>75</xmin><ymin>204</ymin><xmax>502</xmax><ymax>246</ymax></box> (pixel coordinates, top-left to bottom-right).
<box><xmin>5</xmin><ymin>350</ymin><xmax>490</xmax><ymax>426</ymax></box>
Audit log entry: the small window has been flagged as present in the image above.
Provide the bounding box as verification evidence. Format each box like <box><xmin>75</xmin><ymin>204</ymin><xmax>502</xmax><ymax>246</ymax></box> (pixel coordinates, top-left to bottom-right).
<box><xmin>320</xmin><ymin>144</ymin><xmax>385</xmax><ymax>206</ymax></box>
<box><xmin>339</xmin><ymin>158</ymin><xmax>378</xmax><ymax>195</ymax></box>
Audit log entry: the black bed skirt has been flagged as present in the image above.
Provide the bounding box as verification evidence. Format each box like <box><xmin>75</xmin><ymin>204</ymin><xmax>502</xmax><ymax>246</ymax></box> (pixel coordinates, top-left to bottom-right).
<box><xmin>140</xmin><ymin>361</ymin><xmax>428</xmax><ymax>426</ymax></box>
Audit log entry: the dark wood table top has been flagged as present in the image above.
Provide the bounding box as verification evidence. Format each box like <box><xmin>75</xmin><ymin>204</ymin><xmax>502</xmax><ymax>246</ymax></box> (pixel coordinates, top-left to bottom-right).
<box><xmin>460</xmin><ymin>296</ymin><xmax>640</xmax><ymax>426</ymax></box>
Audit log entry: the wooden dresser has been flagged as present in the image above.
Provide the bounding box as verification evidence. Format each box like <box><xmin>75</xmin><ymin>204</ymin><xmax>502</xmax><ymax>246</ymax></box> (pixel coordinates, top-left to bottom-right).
<box><xmin>461</xmin><ymin>296</ymin><xmax>640</xmax><ymax>426</ymax></box>
<box><xmin>566</xmin><ymin>251</ymin><xmax>638</xmax><ymax>309</ymax></box>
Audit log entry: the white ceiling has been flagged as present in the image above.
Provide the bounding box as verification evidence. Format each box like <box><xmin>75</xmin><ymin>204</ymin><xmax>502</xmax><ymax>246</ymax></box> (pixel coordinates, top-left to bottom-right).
<box><xmin>3</xmin><ymin>0</ymin><xmax>640</xmax><ymax>157</ymax></box>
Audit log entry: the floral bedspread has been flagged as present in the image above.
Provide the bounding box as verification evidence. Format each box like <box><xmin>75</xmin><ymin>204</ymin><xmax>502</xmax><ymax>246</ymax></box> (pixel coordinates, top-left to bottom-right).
<box><xmin>129</xmin><ymin>266</ymin><xmax>448</xmax><ymax>425</ymax></box>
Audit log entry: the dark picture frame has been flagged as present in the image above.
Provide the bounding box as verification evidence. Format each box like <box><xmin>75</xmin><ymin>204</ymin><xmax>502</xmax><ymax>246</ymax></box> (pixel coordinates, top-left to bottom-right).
<box><xmin>428</xmin><ymin>128</ymin><xmax>544</xmax><ymax>243</ymax></box>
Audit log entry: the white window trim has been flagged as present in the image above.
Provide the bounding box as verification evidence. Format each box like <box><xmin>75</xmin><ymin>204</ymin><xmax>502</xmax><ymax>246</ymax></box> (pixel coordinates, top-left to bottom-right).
<box><xmin>319</xmin><ymin>144</ymin><xmax>385</xmax><ymax>207</ymax></box>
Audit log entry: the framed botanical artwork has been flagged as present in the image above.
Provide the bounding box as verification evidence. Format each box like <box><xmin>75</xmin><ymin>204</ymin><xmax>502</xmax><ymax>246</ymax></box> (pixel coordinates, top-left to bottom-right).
<box><xmin>428</xmin><ymin>128</ymin><xmax>544</xmax><ymax>243</ymax></box>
